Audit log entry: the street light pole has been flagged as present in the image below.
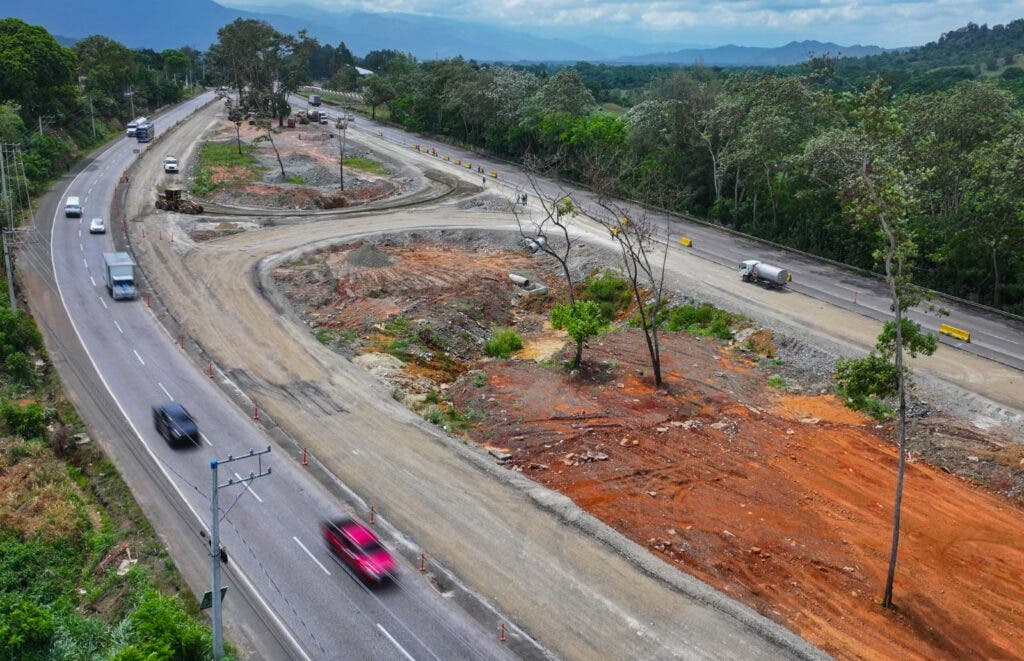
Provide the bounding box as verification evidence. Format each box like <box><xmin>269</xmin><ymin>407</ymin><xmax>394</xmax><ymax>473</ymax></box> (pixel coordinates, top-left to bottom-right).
<box><xmin>337</xmin><ymin>118</ymin><xmax>348</xmax><ymax>191</ymax></box>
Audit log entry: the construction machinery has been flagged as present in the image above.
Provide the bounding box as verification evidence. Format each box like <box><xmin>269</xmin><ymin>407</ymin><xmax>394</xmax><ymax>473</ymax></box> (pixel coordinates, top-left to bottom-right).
<box><xmin>155</xmin><ymin>188</ymin><xmax>204</xmax><ymax>214</ymax></box>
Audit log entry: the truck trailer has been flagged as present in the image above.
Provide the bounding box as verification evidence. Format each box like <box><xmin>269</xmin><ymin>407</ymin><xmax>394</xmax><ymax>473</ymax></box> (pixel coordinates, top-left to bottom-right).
<box><xmin>309</xmin><ymin>94</ymin><xmax>322</xmax><ymax>106</ymax></box>
<box><xmin>103</xmin><ymin>252</ymin><xmax>138</xmax><ymax>300</ymax></box>
<box><xmin>739</xmin><ymin>259</ymin><xmax>790</xmax><ymax>288</ymax></box>
<box><xmin>135</xmin><ymin>121</ymin><xmax>155</xmax><ymax>143</ymax></box>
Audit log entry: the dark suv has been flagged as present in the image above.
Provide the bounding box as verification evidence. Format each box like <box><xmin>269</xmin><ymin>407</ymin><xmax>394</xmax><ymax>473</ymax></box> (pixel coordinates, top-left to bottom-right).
<box><xmin>152</xmin><ymin>402</ymin><xmax>199</xmax><ymax>446</ymax></box>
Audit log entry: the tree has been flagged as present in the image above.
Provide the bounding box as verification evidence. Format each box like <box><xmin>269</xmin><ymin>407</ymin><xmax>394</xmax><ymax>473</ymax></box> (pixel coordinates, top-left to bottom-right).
<box><xmin>551</xmin><ymin>300</ymin><xmax>607</xmax><ymax>369</ymax></box>
<box><xmin>532</xmin><ymin>68</ymin><xmax>596</xmax><ymax>117</ymax></box>
<box><xmin>825</xmin><ymin>79</ymin><xmax>937</xmax><ymax>608</ymax></box>
<box><xmin>0</xmin><ymin>19</ymin><xmax>77</xmax><ymax>119</ymax></box>
<box><xmin>254</xmin><ymin>118</ymin><xmax>286</xmax><ymax>179</ymax></box>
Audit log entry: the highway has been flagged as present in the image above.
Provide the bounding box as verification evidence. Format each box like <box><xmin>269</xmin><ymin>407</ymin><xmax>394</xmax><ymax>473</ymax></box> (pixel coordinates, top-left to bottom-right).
<box><xmin>26</xmin><ymin>92</ymin><xmax>510</xmax><ymax>660</ymax></box>
<box><xmin>296</xmin><ymin>97</ymin><xmax>1024</xmax><ymax>375</ymax></box>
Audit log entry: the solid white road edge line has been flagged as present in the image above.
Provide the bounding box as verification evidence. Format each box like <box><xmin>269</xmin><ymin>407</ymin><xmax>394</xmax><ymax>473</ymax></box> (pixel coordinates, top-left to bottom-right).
<box><xmin>292</xmin><ymin>537</ymin><xmax>331</xmax><ymax>575</ymax></box>
<box><xmin>46</xmin><ymin>96</ymin><xmax>313</xmax><ymax>661</ymax></box>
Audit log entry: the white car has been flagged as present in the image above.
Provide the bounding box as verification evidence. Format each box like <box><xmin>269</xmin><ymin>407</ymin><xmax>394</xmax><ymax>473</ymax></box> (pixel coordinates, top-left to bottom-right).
<box><xmin>89</xmin><ymin>217</ymin><xmax>106</xmax><ymax>234</ymax></box>
<box><xmin>164</xmin><ymin>156</ymin><xmax>179</xmax><ymax>173</ymax></box>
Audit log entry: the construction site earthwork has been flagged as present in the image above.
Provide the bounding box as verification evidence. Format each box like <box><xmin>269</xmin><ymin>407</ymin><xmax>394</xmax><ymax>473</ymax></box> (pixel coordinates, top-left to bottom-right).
<box><xmin>116</xmin><ymin>95</ymin><xmax>1024</xmax><ymax>660</ymax></box>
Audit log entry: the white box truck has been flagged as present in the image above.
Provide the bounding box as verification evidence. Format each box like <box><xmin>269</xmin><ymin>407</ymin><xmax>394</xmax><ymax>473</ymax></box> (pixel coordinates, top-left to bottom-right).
<box><xmin>65</xmin><ymin>196</ymin><xmax>82</xmax><ymax>218</ymax></box>
<box><xmin>103</xmin><ymin>252</ymin><xmax>138</xmax><ymax>300</ymax></box>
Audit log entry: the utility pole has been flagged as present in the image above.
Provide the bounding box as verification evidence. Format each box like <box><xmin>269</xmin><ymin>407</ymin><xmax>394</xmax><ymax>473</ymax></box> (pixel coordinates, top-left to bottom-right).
<box><xmin>87</xmin><ymin>96</ymin><xmax>96</xmax><ymax>140</ymax></box>
<box><xmin>124</xmin><ymin>86</ymin><xmax>136</xmax><ymax>119</ymax></box>
<box><xmin>336</xmin><ymin>118</ymin><xmax>348</xmax><ymax>190</ymax></box>
<box><xmin>208</xmin><ymin>447</ymin><xmax>272</xmax><ymax>660</ymax></box>
<box><xmin>0</xmin><ymin>145</ymin><xmax>16</xmax><ymax>310</ymax></box>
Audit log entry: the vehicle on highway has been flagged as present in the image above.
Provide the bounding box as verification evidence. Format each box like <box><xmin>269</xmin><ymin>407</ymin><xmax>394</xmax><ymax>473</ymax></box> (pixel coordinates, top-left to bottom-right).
<box><xmin>126</xmin><ymin>116</ymin><xmax>147</xmax><ymax>137</ymax></box>
<box><xmin>102</xmin><ymin>252</ymin><xmax>138</xmax><ymax>300</ymax></box>
<box><xmin>739</xmin><ymin>259</ymin><xmax>790</xmax><ymax>288</ymax></box>
<box><xmin>321</xmin><ymin>517</ymin><xmax>395</xmax><ymax>586</ymax></box>
<box><xmin>89</xmin><ymin>217</ymin><xmax>105</xmax><ymax>234</ymax></box>
<box><xmin>152</xmin><ymin>402</ymin><xmax>200</xmax><ymax>447</ymax></box>
<box><xmin>163</xmin><ymin>156</ymin><xmax>179</xmax><ymax>173</ymax></box>
<box><xmin>65</xmin><ymin>196</ymin><xmax>82</xmax><ymax>218</ymax></box>
<box><xmin>309</xmin><ymin>93</ymin><xmax>322</xmax><ymax>106</ymax></box>
<box><xmin>346</xmin><ymin>113</ymin><xmax>355</xmax><ymax>121</ymax></box>
<box><xmin>319</xmin><ymin>115</ymin><xmax>329</xmax><ymax>125</ymax></box>
<box><xmin>136</xmin><ymin>121</ymin><xmax>155</xmax><ymax>143</ymax></box>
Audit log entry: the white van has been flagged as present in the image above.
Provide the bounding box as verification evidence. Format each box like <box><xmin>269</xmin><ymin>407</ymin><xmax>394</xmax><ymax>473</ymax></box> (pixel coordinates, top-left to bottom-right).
<box><xmin>65</xmin><ymin>196</ymin><xmax>82</xmax><ymax>218</ymax></box>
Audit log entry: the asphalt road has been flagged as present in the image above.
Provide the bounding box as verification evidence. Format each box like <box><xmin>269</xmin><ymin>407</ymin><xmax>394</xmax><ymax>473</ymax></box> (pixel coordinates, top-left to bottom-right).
<box><xmin>26</xmin><ymin>92</ymin><xmax>509</xmax><ymax>661</ymax></box>
<box><xmin>297</xmin><ymin>97</ymin><xmax>1024</xmax><ymax>374</ymax></box>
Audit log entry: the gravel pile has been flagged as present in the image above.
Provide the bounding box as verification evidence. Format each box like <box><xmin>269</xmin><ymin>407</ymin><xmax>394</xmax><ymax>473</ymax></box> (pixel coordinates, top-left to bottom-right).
<box><xmin>457</xmin><ymin>193</ymin><xmax>516</xmax><ymax>212</ymax></box>
<box><xmin>346</xmin><ymin>243</ymin><xmax>394</xmax><ymax>268</ymax></box>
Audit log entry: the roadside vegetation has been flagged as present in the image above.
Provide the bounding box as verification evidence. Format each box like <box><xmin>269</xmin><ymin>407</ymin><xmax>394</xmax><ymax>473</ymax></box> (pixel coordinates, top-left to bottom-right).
<box><xmin>190</xmin><ymin>141</ymin><xmax>263</xmax><ymax>196</ymax></box>
<box><xmin>0</xmin><ymin>286</ymin><xmax>225</xmax><ymax>658</ymax></box>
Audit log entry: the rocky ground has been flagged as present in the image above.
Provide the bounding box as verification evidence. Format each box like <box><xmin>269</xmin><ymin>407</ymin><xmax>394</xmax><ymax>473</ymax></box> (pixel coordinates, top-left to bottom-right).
<box><xmin>190</xmin><ymin>116</ymin><xmax>407</xmax><ymax>213</ymax></box>
<box><xmin>272</xmin><ymin>230</ymin><xmax>1024</xmax><ymax>660</ymax></box>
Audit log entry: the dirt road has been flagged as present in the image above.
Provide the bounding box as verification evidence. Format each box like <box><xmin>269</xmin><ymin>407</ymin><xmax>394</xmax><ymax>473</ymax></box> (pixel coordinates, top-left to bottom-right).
<box><xmin>124</xmin><ymin>101</ymin><xmax>819</xmax><ymax>659</ymax></box>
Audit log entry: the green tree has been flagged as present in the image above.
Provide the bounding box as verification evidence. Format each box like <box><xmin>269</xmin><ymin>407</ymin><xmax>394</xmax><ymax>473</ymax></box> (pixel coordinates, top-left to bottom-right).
<box><xmin>0</xmin><ymin>19</ymin><xmax>77</xmax><ymax>119</ymax></box>
<box><xmin>551</xmin><ymin>300</ymin><xmax>607</xmax><ymax>369</ymax></box>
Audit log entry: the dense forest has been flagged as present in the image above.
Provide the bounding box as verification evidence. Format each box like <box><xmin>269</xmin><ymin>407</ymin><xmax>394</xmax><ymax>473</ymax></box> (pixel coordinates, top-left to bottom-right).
<box><xmin>354</xmin><ymin>28</ymin><xmax>1024</xmax><ymax>313</ymax></box>
<box><xmin>0</xmin><ymin>18</ymin><xmax>198</xmax><ymax>216</ymax></box>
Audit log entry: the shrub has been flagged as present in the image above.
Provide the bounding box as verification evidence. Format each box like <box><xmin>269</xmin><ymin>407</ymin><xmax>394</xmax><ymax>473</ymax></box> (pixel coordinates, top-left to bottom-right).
<box><xmin>550</xmin><ymin>300</ymin><xmax>607</xmax><ymax>367</ymax></box>
<box><xmin>582</xmin><ymin>273</ymin><xmax>632</xmax><ymax>321</ymax></box>
<box><xmin>1</xmin><ymin>401</ymin><xmax>46</xmax><ymax>439</ymax></box>
<box><xmin>484</xmin><ymin>328</ymin><xmax>523</xmax><ymax>359</ymax></box>
<box><xmin>664</xmin><ymin>303</ymin><xmax>735</xmax><ymax>338</ymax></box>
<box><xmin>5</xmin><ymin>351</ymin><xmax>35</xmax><ymax>385</ymax></box>
<box><xmin>767</xmin><ymin>374</ymin><xmax>786</xmax><ymax>389</ymax></box>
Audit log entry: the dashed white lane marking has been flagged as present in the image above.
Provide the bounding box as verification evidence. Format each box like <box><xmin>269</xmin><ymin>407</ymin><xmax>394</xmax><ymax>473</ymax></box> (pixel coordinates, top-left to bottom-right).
<box><xmin>114</xmin><ymin>320</ymin><xmax>123</xmax><ymax>334</ymax></box>
<box><xmin>377</xmin><ymin>623</ymin><xmax>416</xmax><ymax>661</ymax></box>
<box><xmin>82</xmin><ymin>258</ymin><xmax>88</xmax><ymax>268</ymax></box>
<box><xmin>98</xmin><ymin>296</ymin><xmax>108</xmax><ymax>309</ymax></box>
<box><xmin>158</xmin><ymin>382</ymin><xmax>173</xmax><ymax>400</ymax></box>
<box><xmin>234</xmin><ymin>472</ymin><xmax>264</xmax><ymax>503</ymax></box>
<box><xmin>90</xmin><ymin>276</ymin><xmax>96</xmax><ymax>287</ymax></box>
<box><xmin>293</xmin><ymin>537</ymin><xmax>331</xmax><ymax>575</ymax></box>
<box><xmin>199</xmin><ymin>432</ymin><xmax>213</xmax><ymax>447</ymax></box>
<box><xmin>133</xmin><ymin>349</ymin><xmax>145</xmax><ymax>365</ymax></box>
<box><xmin>80</xmin><ymin>243</ymin><xmax>83</xmax><ymax>252</ymax></box>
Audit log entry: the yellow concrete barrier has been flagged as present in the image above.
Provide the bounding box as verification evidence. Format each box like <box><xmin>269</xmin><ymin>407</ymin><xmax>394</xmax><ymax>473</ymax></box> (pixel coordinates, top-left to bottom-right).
<box><xmin>490</xmin><ymin>171</ymin><xmax>498</xmax><ymax>178</ymax></box>
<box><xmin>465</xmin><ymin>163</ymin><xmax>472</xmax><ymax>169</ymax></box>
<box><xmin>413</xmin><ymin>144</ymin><xmax>419</xmax><ymax>150</ymax></box>
<box><xmin>455</xmin><ymin>159</ymin><xmax>461</xmax><ymax>165</ymax></box>
<box><xmin>679</xmin><ymin>237</ymin><xmax>692</xmax><ymax>247</ymax></box>
<box><xmin>939</xmin><ymin>323</ymin><xmax>971</xmax><ymax>342</ymax></box>
<box><xmin>444</xmin><ymin>155</ymin><xmax>450</xmax><ymax>161</ymax></box>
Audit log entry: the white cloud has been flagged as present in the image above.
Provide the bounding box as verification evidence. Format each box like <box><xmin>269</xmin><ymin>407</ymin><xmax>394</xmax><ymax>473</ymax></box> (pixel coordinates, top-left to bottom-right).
<box><xmin>222</xmin><ymin>0</ymin><xmax>1024</xmax><ymax>47</ymax></box>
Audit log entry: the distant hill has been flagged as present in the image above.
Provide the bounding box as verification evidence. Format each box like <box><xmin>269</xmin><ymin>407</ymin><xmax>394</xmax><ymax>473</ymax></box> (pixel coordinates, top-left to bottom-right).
<box><xmin>622</xmin><ymin>40</ymin><xmax>887</xmax><ymax>67</ymax></box>
<box><xmin>3</xmin><ymin>0</ymin><xmax>606</xmax><ymax>61</ymax></box>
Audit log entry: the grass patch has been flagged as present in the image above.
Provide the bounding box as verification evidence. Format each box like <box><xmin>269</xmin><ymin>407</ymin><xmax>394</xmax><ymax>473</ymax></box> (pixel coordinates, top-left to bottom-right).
<box><xmin>582</xmin><ymin>273</ymin><xmax>633</xmax><ymax>321</ymax></box>
<box><xmin>767</xmin><ymin>374</ymin><xmax>786</xmax><ymax>389</ymax></box>
<box><xmin>190</xmin><ymin>141</ymin><xmax>263</xmax><ymax>196</ymax></box>
<box><xmin>423</xmin><ymin>403</ymin><xmax>480</xmax><ymax>431</ymax></box>
<box><xmin>344</xmin><ymin>156</ymin><xmax>389</xmax><ymax>175</ymax></box>
<box><xmin>484</xmin><ymin>328</ymin><xmax>523</xmax><ymax>359</ymax></box>
<box><xmin>663</xmin><ymin>303</ymin><xmax>736</xmax><ymax>340</ymax></box>
<box><xmin>284</xmin><ymin>174</ymin><xmax>304</xmax><ymax>185</ymax></box>
<box><xmin>473</xmin><ymin>372</ymin><xmax>488</xmax><ymax>388</ymax></box>
<box><xmin>838</xmin><ymin>388</ymin><xmax>895</xmax><ymax>421</ymax></box>
<box><xmin>314</xmin><ymin>328</ymin><xmax>357</xmax><ymax>347</ymax></box>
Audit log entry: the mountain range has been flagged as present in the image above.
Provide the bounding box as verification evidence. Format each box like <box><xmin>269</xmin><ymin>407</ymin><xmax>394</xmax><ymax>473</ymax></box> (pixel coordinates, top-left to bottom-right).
<box><xmin>5</xmin><ymin>0</ymin><xmax>887</xmax><ymax>65</ymax></box>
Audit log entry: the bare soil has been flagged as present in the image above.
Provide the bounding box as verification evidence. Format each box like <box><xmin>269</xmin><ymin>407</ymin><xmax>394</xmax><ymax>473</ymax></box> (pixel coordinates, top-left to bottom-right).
<box><xmin>274</xmin><ymin>235</ymin><xmax>1024</xmax><ymax>660</ymax></box>
<box><xmin>197</xmin><ymin>119</ymin><xmax>403</xmax><ymax>211</ymax></box>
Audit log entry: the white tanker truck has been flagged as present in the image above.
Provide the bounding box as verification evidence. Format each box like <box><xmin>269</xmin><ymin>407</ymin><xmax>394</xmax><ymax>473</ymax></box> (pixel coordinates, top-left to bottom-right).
<box><xmin>739</xmin><ymin>259</ymin><xmax>790</xmax><ymax>288</ymax></box>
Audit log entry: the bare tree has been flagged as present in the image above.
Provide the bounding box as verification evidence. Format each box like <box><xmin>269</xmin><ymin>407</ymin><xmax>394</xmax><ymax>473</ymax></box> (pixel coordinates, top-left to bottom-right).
<box><xmin>591</xmin><ymin>193</ymin><xmax>670</xmax><ymax>386</ymax></box>
<box><xmin>254</xmin><ymin>117</ymin><xmax>286</xmax><ymax>179</ymax></box>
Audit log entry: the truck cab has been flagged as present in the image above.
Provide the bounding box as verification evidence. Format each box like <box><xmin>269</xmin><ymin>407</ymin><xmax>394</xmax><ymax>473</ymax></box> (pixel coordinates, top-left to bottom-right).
<box><xmin>65</xmin><ymin>196</ymin><xmax>82</xmax><ymax>218</ymax></box>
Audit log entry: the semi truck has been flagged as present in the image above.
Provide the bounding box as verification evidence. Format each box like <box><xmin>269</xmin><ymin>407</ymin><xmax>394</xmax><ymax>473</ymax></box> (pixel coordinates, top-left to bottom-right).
<box><xmin>309</xmin><ymin>94</ymin><xmax>322</xmax><ymax>106</ymax></box>
<box><xmin>135</xmin><ymin>121</ymin><xmax>155</xmax><ymax>143</ymax></box>
<box><xmin>103</xmin><ymin>252</ymin><xmax>138</xmax><ymax>300</ymax></box>
<box><xmin>739</xmin><ymin>259</ymin><xmax>790</xmax><ymax>288</ymax></box>
<box><xmin>126</xmin><ymin>117</ymin><xmax>147</xmax><ymax>137</ymax></box>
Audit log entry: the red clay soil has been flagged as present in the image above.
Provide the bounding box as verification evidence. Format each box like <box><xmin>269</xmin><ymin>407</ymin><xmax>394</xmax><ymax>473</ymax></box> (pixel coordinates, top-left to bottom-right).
<box><xmin>452</xmin><ymin>329</ymin><xmax>1024</xmax><ymax>659</ymax></box>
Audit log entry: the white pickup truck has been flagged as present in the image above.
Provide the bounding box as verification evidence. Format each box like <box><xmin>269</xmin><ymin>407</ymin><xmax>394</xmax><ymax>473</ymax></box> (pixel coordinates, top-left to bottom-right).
<box><xmin>163</xmin><ymin>156</ymin><xmax>179</xmax><ymax>173</ymax></box>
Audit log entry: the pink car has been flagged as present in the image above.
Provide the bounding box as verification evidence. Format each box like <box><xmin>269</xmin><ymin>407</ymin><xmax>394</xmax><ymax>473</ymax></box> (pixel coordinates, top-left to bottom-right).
<box><xmin>321</xmin><ymin>518</ymin><xmax>395</xmax><ymax>585</ymax></box>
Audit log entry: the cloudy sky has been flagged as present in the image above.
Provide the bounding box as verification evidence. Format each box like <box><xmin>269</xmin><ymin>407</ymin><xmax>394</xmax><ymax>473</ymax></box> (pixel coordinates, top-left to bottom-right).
<box><xmin>223</xmin><ymin>0</ymin><xmax>1024</xmax><ymax>48</ymax></box>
